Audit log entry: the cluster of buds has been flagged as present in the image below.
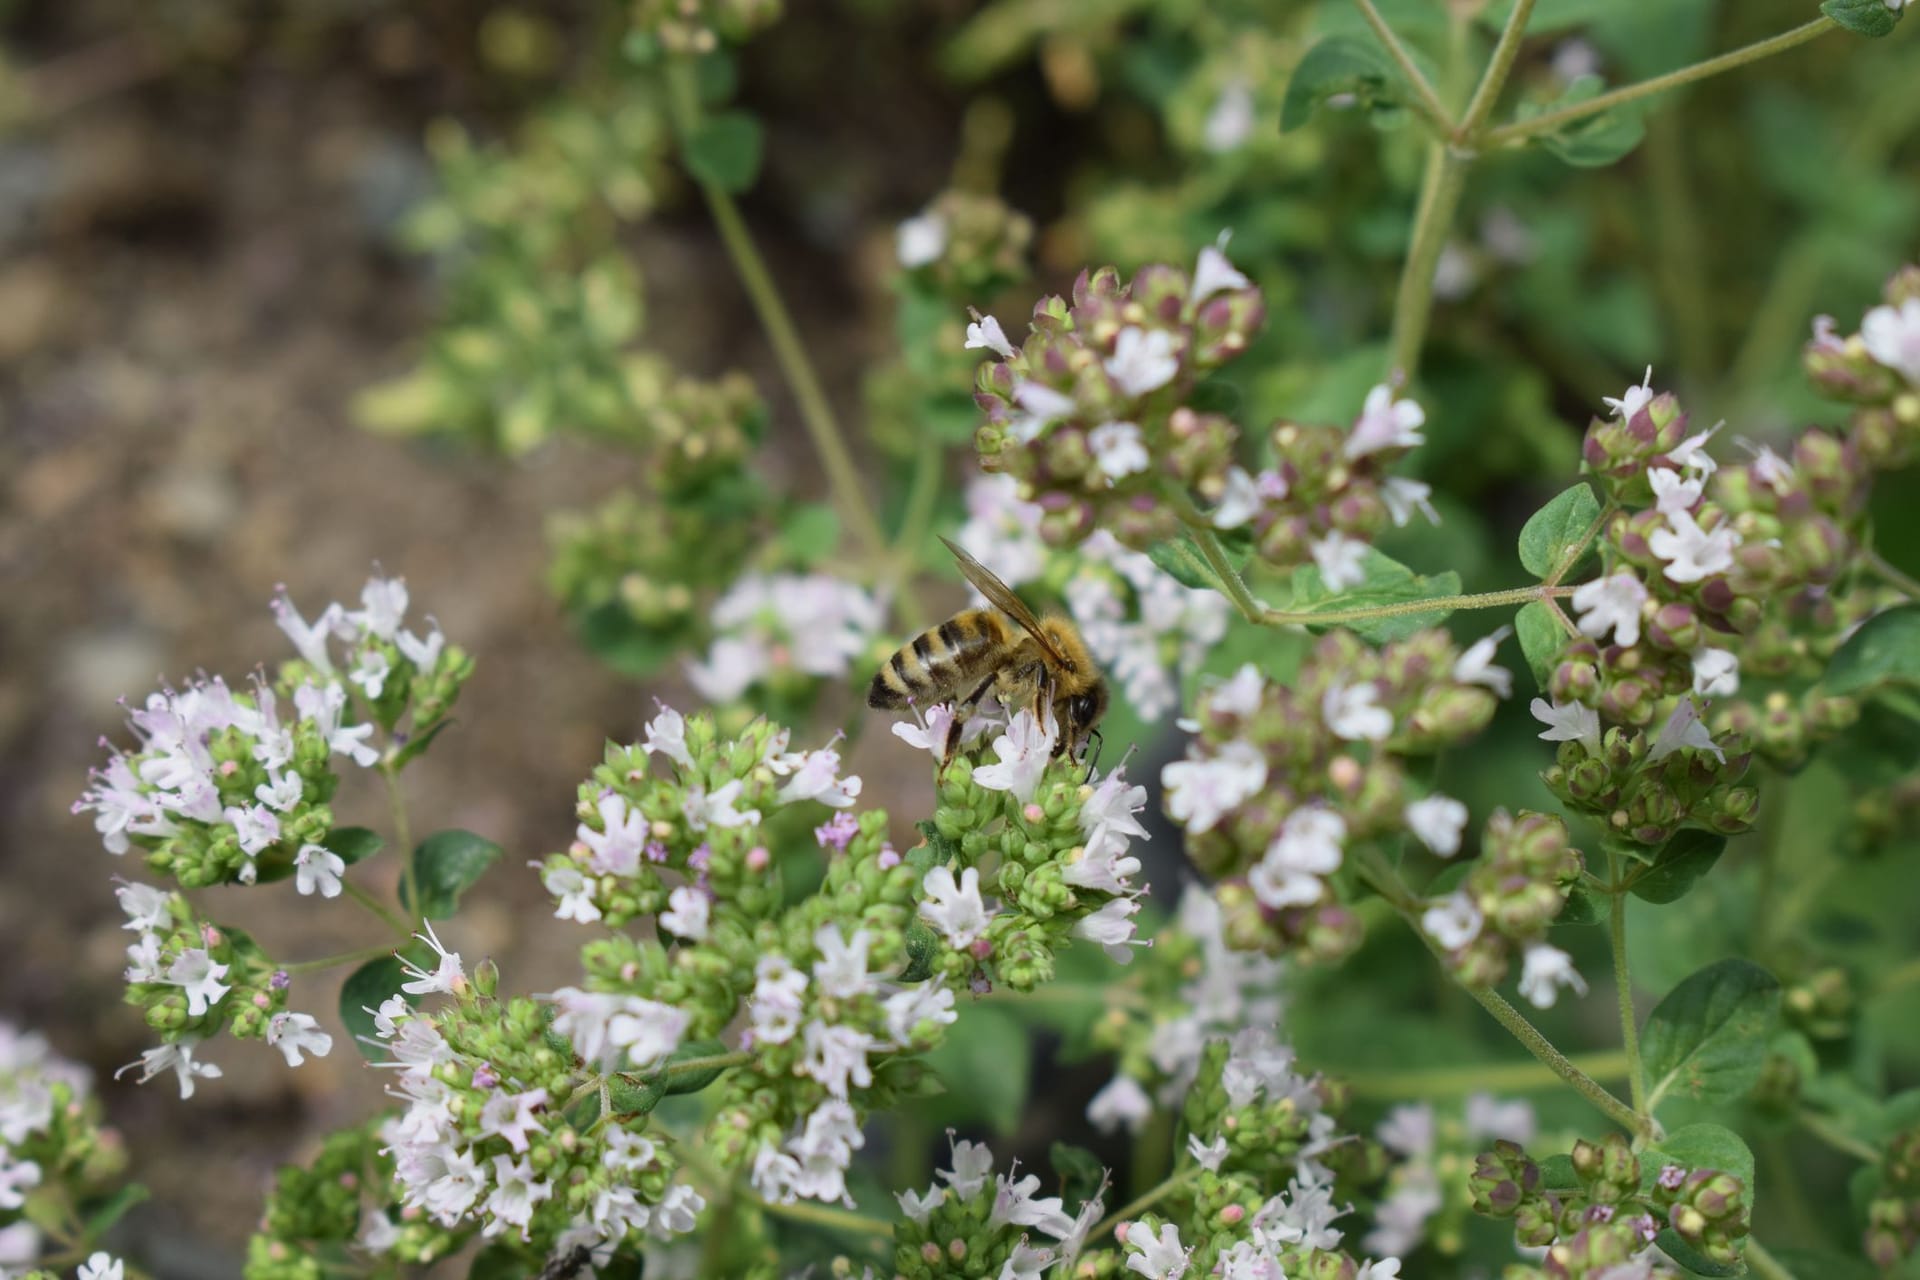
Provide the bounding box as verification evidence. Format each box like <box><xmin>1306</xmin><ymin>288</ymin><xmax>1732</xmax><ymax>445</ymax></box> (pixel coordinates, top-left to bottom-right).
<box><xmin>74</xmin><ymin>574</ymin><xmax>470</xmax><ymax>889</ymax></box>
<box><xmin>895</xmin><ymin>190</ymin><xmax>1035</xmax><ymax>299</ymax></box>
<box><xmin>1864</xmin><ymin>1125</ymin><xmax>1920</xmax><ymax>1271</ymax></box>
<box><xmin>0</xmin><ymin>1025</ymin><xmax>129</xmax><ymax>1270</ymax></box>
<box><xmin>1364</xmin><ymin>1094</ymin><xmax>1538</xmax><ymax>1260</ymax></box>
<box><xmin>968</xmin><ymin>240</ymin><xmax>1266</xmax><ymax>549</ymax></box>
<box><xmin>902</xmin><ymin>702</ymin><xmax>1155</xmax><ymax>990</ymax></box>
<box><xmin>1536</xmin><ymin>694</ymin><xmax>1759</xmax><ymax>848</ymax></box>
<box><xmin>112</xmin><ymin>882</ymin><xmax>331</xmax><ymax>1087</ymax></box>
<box><xmin>1103</xmin><ymin>1159</ymin><xmax>1404</xmax><ymax>1280</ymax></box>
<box><xmin>1804</xmin><ymin>263</ymin><xmax>1920</xmax><ymax>468</ymax></box>
<box><xmin>361</xmin><ymin>951</ymin><xmax>706</xmax><ymax>1263</ymax></box>
<box><xmin>547</xmin><ymin>486</ymin><xmax>758</xmax><ymax>641</ymax></box>
<box><xmin>1178</xmin><ymin>1033</ymin><xmax>1362</xmax><ymax>1192</ymax></box>
<box><xmin>1472</xmin><ymin>1133</ymin><xmax>1750</xmax><ymax>1277</ymax></box>
<box><xmin>684</xmin><ymin>572</ymin><xmax>887</xmax><ymax>706</ymax></box>
<box><xmin>602</xmin><ymin>357</ymin><xmax>766</xmax><ymax>497</ymax></box>
<box><xmin>630</xmin><ymin>0</ymin><xmax>782</xmax><ymax>53</ymax></box>
<box><xmin>1544</xmin><ymin>362</ymin><xmax>1887</xmax><ymax>781</ymax></box>
<box><xmin>889</xmin><ymin>1136</ymin><xmax>1104</xmax><ymax>1279</ymax></box>
<box><xmin>1161</xmin><ymin>627</ymin><xmax>1511</xmax><ymax>965</ymax></box>
<box><xmin>245</xmin><ymin>1123</ymin><xmax>463</xmax><ymax>1279</ymax></box>
<box><xmin>1419</xmin><ymin>810</ymin><xmax>1588</xmax><ymax>1009</ymax></box>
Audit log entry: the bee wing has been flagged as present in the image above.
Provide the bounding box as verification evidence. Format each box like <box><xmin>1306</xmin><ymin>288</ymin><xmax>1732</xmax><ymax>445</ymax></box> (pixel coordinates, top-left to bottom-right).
<box><xmin>938</xmin><ymin>535</ymin><xmax>1069</xmax><ymax>666</ymax></box>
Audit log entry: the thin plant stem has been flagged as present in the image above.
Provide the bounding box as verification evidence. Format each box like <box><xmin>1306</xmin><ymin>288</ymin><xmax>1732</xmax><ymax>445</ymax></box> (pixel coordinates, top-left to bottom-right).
<box><xmin>1645</xmin><ymin>117</ymin><xmax>1715</xmax><ymax>375</ymax></box>
<box><xmin>1798</xmin><ymin>1109</ymin><xmax>1884</xmax><ymax>1165</ymax></box>
<box><xmin>1483</xmin><ymin>17</ymin><xmax>1838</xmax><ymax>148</ymax></box>
<box><xmin>1608</xmin><ymin>853</ymin><xmax>1650</xmax><ymax>1116</ymax></box>
<box><xmin>663</xmin><ymin>62</ymin><xmax>923</xmax><ymax>629</ymax></box>
<box><xmin>754</xmin><ymin>1195</ymin><xmax>896</xmax><ymax>1239</ymax></box>
<box><xmin>1358</xmin><ymin>849</ymin><xmax>1654</xmax><ymax>1140</ymax></box>
<box><xmin>1350</xmin><ymin>0</ymin><xmax>1453</xmax><ymax>135</ymax></box>
<box><xmin>1262</xmin><ymin>583</ymin><xmax>1574</xmax><ymax>629</ymax></box>
<box><xmin>283</xmin><ymin>941</ymin><xmax>398</xmax><ymax>975</ymax></box>
<box><xmin>381</xmin><ymin>761</ymin><xmax>420</xmax><ymax>928</ymax></box>
<box><xmin>1868</xmin><ymin>549</ymin><xmax>1920</xmax><ymax>599</ymax></box>
<box><xmin>1189</xmin><ymin>525</ymin><xmax>1268</xmax><ymax>622</ymax></box>
<box><xmin>1091</xmin><ymin>1165</ymin><xmax>1205</xmax><ymax>1242</ymax></box>
<box><xmin>1455</xmin><ymin>0</ymin><xmax>1536</xmax><ymax>140</ymax></box>
<box><xmin>1746</xmin><ymin>1239</ymin><xmax>1802</xmax><ymax>1280</ymax></box>
<box><xmin>656</xmin><ymin>1050</ymin><xmax>753</xmax><ymax>1077</ymax></box>
<box><xmin>1343</xmin><ymin>1049</ymin><xmax>1631</xmax><ymax>1098</ymax></box>
<box><xmin>894</xmin><ymin>430</ymin><xmax>945</xmax><ymax>563</ymax></box>
<box><xmin>342</xmin><ymin>877</ymin><xmax>412</xmax><ymax>940</ymax></box>
<box><xmin>1386</xmin><ymin>142</ymin><xmax>1470</xmax><ymax>381</ymax></box>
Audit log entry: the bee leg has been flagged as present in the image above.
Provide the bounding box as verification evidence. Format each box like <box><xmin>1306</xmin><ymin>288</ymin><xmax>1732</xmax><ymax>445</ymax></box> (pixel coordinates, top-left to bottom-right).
<box><xmin>940</xmin><ymin>675</ymin><xmax>999</xmax><ymax>773</ymax></box>
<box><xmin>1082</xmin><ymin>728</ymin><xmax>1104</xmax><ymax>782</ymax></box>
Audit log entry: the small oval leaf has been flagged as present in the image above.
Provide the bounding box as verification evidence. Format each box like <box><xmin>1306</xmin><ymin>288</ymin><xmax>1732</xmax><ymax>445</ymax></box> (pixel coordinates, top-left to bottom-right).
<box><xmin>402</xmin><ymin>829</ymin><xmax>504</xmax><ymax>920</ymax></box>
<box><xmin>1642</xmin><ymin>959</ymin><xmax>1782</xmax><ymax>1110</ymax></box>
<box><xmin>1518</xmin><ymin>482</ymin><xmax>1601</xmax><ymax>579</ymax></box>
<box><xmin>1628</xmin><ymin>829</ymin><xmax>1727</xmax><ymax>905</ymax></box>
<box><xmin>1824</xmin><ymin>604</ymin><xmax>1920</xmax><ymax>696</ymax></box>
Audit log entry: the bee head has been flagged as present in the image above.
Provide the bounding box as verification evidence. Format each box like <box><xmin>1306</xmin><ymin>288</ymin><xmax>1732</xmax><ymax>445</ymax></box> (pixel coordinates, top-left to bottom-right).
<box><xmin>1064</xmin><ymin>682</ymin><xmax>1109</xmax><ymax>741</ymax></box>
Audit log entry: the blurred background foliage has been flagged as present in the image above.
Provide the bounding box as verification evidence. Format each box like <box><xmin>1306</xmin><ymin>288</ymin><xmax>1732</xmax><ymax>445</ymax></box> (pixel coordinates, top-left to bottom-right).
<box><xmin>3</xmin><ymin>0</ymin><xmax>1919</xmax><ymax>1274</ymax></box>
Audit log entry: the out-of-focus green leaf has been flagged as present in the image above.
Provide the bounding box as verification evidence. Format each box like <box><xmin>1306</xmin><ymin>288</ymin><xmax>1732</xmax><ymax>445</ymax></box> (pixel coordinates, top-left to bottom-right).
<box><xmin>923</xmin><ymin>1003</ymin><xmax>1031</xmax><ymax>1135</ymax></box>
<box><xmin>682</xmin><ymin>112</ymin><xmax>764</xmax><ymax>193</ymax></box>
<box><xmin>1824</xmin><ymin>605</ymin><xmax>1920</xmax><ymax>695</ymax></box>
<box><xmin>401</xmin><ymin>829</ymin><xmax>504</xmax><ymax>920</ymax></box>
<box><xmin>1515</xmin><ymin>600</ymin><xmax>1566</xmax><ymax>691</ymax></box>
<box><xmin>1515</xmin><ymin>76</ymin><xmax>1646</xmax><ymax>168</ymax></box>
<box><xmin>1281</xmin><ymin>37</ymin><xmax>1411</xmax><ymax>132</ymax></box>
<box><xmin>1822</xmin><ymin>0</ymin><xmax>1899</xmax><ymax>38</ymax></box>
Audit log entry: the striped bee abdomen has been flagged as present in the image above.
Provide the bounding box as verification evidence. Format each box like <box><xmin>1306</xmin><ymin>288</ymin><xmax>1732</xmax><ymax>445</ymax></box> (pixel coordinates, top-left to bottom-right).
<box><xmin>866</xmin><ymin>611</ymin><xmax>1007</xmax><ymax>710</ymax></box>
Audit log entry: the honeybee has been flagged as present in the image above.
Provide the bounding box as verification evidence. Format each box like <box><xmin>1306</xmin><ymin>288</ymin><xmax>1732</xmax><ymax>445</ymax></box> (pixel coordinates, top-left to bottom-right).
<box><xmin>867</xmin><ymin>536</ymin><xmax>1109</xmax><ymax>768</ymax></box>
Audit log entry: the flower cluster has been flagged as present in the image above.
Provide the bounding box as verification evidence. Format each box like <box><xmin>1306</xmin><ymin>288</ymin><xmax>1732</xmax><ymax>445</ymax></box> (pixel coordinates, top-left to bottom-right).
<box><xmin>1364</xmin><ymin>1093</ymin><xmax>1537</xmax><ymax>1259</ymax></box>
<box><xmin>0</xmin><ymin>1026</ymin><xmax>128</xmax><ymax>1273</ymax></box>
<box><xmin>1419</xmin><ymin>809</ymin><xmax>1589</xmax><ymax>1009</ymax></box>
<box><xmin>956</xmin><ymin>472</ymin><xmax>1230</xmax><ymax>722</ymax></box>
<box><xmin>112</xmin><ymin>881</ymin><xmax>332</xmax><ymax>1088</ymax></box>
<box><xmin>1220</xmin><ymin>384</ymin><xmax>1442</xmax><ymax>590</ymax></box>
<box><xmin>685</xmin><ymin>571</ymin><xmax>887</xmax><ymax>705</ymax></box>
<box><xmin>968</xmin><ymin>240</ymin><xmax>1266</xmax><ymax>549</ymax></box>
<box><xmin>1865</xmin><ymin>1124</ymin><xmax>1920</xmax><ymax>1271</ymax></box>
<box><xmin>630</xmin><ymin>0</ymin><xmax>781</xmax><ymax>53</ymax></box>
<box><xmin>75</xmin><ymin>574</ymin><xmax>471</xmax><ymax>889</ymax></box>
<box><xmin>890</xmin><ymin>1135</ymin><xmax>1104</xmax><ymax>1279</ymax></box>
<box><xmin>1559</xmin><ymin>366</ymin><xmax>1882</xmax><ymax>778</ymax></box>
<box><xmin>907</xmin><ymin>704</ymin><xmax>1156</xmax><ymax>987</ymax></box>
<box><xmin>1163</xmin><ymin>629</ymin><xmax>1509</xmax><ymax>964</ymax></box>
<box><xmin>1472</xmin><ymin>1132</ymin><xmax>1751</xmax><ymax>1278</ymax></box>
<box><xmin>1084</xmin><ymin>887</ymin><xmax>1285</xmax><ymax>1133</ymax></box>
<box><xmin>1804</xmin><ymin>262</ymin><xmax>1920</xmax><ymax>468</ymax></box>
<box><xmin>245</xmin><ymin>1123</ymin><xmax>463</xmax><ymax>1278</ymax></box>
<box><xmin>895</xmin><ymin>190</ymin><xmax>1035</xmax><ymax>299</ymax></box>
<box><xmin>547</xmin><ymin>485</ymin><xmax>759</xmax><ymax>642</ymax></box>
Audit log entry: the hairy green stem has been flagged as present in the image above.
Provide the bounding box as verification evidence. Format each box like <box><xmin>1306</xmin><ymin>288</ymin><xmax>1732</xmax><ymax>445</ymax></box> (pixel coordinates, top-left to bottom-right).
<box><xmin>1799</xmin><ymin>1109</ymin><xmax>1884</xmax><ymax>1165</ymax></box>
<box><xmin>1350</xmin><ymin>0</ymin><xmax>1454</xmax><ymax>134</ymax></box>
<box><xmin>1483</xmin><ymin>17</ymin><xmax>1838</xmax><ymax>148</ymax></box>
<box><xmin>283</xmin><ymin>941</ymin><xmax>399</xmax><ymax>975</ymax></box>
<box><xmin>664</xmin><ymin>61</ymin><xmax>922</xmax><ymax>629</ymax></box>
<box><xmin>1608</xmin><ymin>854</ymin><xmax>1650</xmax><ymax>1116</ymax></box>
<box><xmin>1263</xmin><ymin>582</ymin><xmax>1574</xmax><ymax>629</ymax></box>
<box><xmin>381</xmin><ymin>761</ymin><xmax>419</xmax><ymax>929</ymax></box>
<box><xmin>1092</xmin><ymin>1164</ymin><xmax>1205</xmax><ymax>1243</ymax></box>
<box><xmin>1343</xmin><ymin>1049</ymin><xmax>1631</xmax><ymax>1097</ymax></box>
<box><xmin>657</xmin><ymin>1050</ymin><xmax>753</xmax><ymax>1077</ymax></box>
<box><xmin>1455</xmin><ymin>0</ymin><xmax>1536</xmax><ymax>140</ymax></box>
<box><xmin>1745</xmin><ymin>1239</ymin><xmax>1802</xmax><ymax>1280</ymax></box>
<box><xmin>1386</xmin><ymin>142</ymin><xmax>1470</xmax><ymax>381</ymax></box>
<box><xmin>1359</xmin><ymin>849</ymin><xmax>1654</xmax><ymax>1140</ymax></box>
<box><xmin>1868</xmin><ymin>549</ymin><xmax>1920</xmax><ymax>599</ymax></box>
<box><xmin>754</xmin><ymin>1195</ymin><xmax>896</xmax><ymax>1238</ymax></box>
<box><xmin>342</xmin><ymin>877</ymin><xmax>412</xmax><ymax>940</ymax></box>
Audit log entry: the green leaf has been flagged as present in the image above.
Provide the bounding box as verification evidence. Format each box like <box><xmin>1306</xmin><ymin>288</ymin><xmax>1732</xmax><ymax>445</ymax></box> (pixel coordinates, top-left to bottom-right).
<box><xmin>1148</xmin><ymin>531</ymin><xmax>1249</xmax><ymax>594</ymax></box>
<box><xmin>1518</xmin><ymin>75</ymin><xmax>1646</xmax><ymax>167</ymax></box>
<box><xmin>1514</xmin><ymin>600</ymin><xmax>1566</xmax><ymax>691</ymax></box>
<box><xmin>1629</xmin><ymin>830</ymin><xmax>1728</xmax><ymax>905</ymax></box>
<box><xmin>470</xmin><ymin>1244</ymin><xmax>539</xmax><ymax>1280</ymax></box>
<box><xmin>577</xmin><ymin>601</ymin><xmax>694</xmax><ymax>679</ymax></box>
<box><xmin>650</xmin><ymin>1039</ymin><xmax>732</xmax><ymax>1097</ymax></box>
<box><xmin>780</xmin><ymin>503</ymin><xmax>841</xmax><ymax>567</ymax></box>
<box><xmin>1646</xmin><ymin>1124</ymin><xmax>1755</xmax><ymax>1277</ymax></box>
<box><xmin>327</xmin><ymin>826</ymin><xmax>384</xmax><ymax>866</ymax></box>
<box><xmin>1050</xmin><ymin>1142</ymin><xmax>1107</xmax><ymax>1207</ymax></box>
<box><xmin>82</xmin><ymin>1183</ymin><xmax>150</xmax><ymax>1236</ymax></box>
<box><xmin>682</xmin><ymin>112</ymin><xmax>764</xmax><ymax>193</ymax></box>
<box><xmin>340</xmin><ymin>955</ymin><xmax>416</xmax><ymax>1062</ymax></box>
<box><xmin>899</xmin><ymin>921</ymin><xmax>939</xmax><ymax>983</ymax></box>
<box><xmin>1821</xmin><ymin>0</ymin><xmax>1899</xmax><ymax>37</ymax></box>
<box><xmin>1280</xmin><ymin>36</ymin><xmax>1410</xmax><ymax>132</ymax></box>
<box><xmin>1824</xmin><ymin>604</ymin><xmax>1920</xmax><ymax>696</ymax></box>
<box><xmin>1517</xmin><ymin>482</ymin><xmax>1601</xmax><ymax>579</ymax></box>
<box><xmin>1758</xmin><ymin>1250</ymin><xmax>1875</xmax><ymax>1280</ymax></box>
<box><xmin>922</xmin><ymin>1003</ymin><xmax>1031</xmax><ymax>1135</ymax></box>
<box><xmin>1559</xmin><ymin>884</ymin><xmax>1608</xmax><ymax>925</ymax></box>
<box><xmin>1285</xmin><ymin>548</ymin><xmax>1463</xmax><ymax>643</ymax></box>
<box><xmin>401</xmin><ymin>829</ymin><xmax>503</xmax><ymax>920</ymax></box>
<box><xmin>1642</xmin><ymin>959</ymin><xmax>1783</xmax><ymax>1109</ymax></box>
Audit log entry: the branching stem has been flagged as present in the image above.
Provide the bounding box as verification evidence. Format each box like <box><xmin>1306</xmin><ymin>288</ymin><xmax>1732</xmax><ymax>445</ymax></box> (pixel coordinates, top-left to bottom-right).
<box><xmin>1350</xmin><ymin>0</ymin><xmax>1454</xmax><ymax>135</ymax></box>
<box><xmin>380</xmin><ymin>761</ymin><xmax>420</xmax><ymax>929</ymax></box>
